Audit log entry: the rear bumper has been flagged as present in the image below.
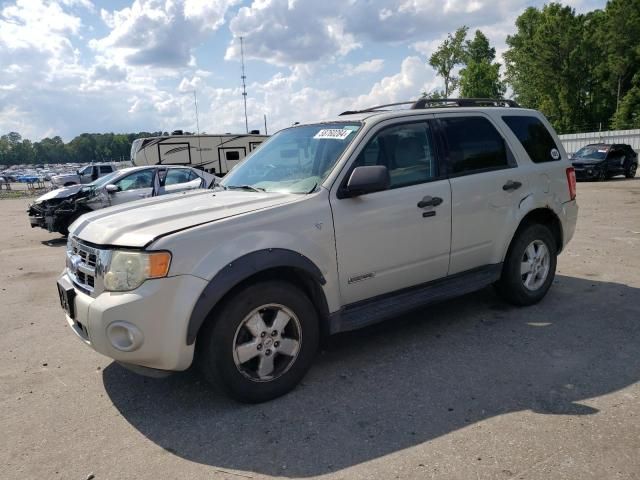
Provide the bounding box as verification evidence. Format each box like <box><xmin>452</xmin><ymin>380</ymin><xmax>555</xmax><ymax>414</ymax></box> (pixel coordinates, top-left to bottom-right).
<box><xmin>560</xmin><ymin>199</ymin><xmax>578</xmax><ymax>250</ymax></box>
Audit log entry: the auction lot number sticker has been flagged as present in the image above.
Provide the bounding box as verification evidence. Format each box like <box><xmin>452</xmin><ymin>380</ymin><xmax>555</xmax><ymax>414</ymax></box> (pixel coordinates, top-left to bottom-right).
<box><xmin>314</xmin><ymin>129</ymin><xmax>353</xmax><ymax>140</ymax></box>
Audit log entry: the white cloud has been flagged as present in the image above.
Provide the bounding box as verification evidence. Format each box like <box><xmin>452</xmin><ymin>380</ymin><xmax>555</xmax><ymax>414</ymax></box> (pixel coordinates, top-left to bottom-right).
<box><xmin>341</xmin><ymin>59</ymin><xmax>385</xmax><ymax>77</ymax></box>
<box><xmin>91</xmin><ymin>0</ymin><xmax>240</xmax><ymax>68</ymax></box>
<box><xmin>0</xmin><ymin>0</ymin><xmax>609</xmax><ymax>142</ymax></box>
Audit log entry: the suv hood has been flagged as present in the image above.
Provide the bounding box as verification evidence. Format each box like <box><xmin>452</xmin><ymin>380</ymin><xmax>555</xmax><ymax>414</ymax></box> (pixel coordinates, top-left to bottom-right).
<box><xmin>70</xmin><ymin>189</ymin><xmax>296</xmax><ymax>247</ymax></box>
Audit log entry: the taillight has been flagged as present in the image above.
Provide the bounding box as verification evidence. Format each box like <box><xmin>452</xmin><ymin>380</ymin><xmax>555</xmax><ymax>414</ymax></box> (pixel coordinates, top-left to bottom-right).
<box><xmin>566</xmin><ymin>167</ymin><xmax>576</xmax><ymax>200</ymax></box>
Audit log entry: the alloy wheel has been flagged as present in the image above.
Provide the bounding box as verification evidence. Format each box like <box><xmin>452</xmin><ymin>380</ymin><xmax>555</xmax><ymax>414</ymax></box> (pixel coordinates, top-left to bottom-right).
<box><xmin>232</xmin><ymin>304</ymin><xmax>302</xmax><ymax>382</ymax></box>
<box><xmin>521</xmin><ymin>240</ymin><xmax>551</xmax><ymax>291</ymax></box>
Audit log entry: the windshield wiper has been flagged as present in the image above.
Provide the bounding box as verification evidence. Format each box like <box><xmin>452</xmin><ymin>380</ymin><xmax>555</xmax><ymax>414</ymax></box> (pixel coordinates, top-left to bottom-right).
<box><xmin>226</xmin><ymin>185</ymin><xmax>266</xmax><ymax>192</ymax></box>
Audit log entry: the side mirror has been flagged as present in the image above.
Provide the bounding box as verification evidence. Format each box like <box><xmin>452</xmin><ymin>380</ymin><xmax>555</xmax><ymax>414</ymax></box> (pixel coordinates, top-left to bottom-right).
<box><xmin>105</xmin><ymin>184</ymin><xmax>118</xmax><ymax>193</ymax></box>
<box><xmin>343</xmin><ymin>166</ymin><xmax>390</xmax><ymax>197</ymax></box>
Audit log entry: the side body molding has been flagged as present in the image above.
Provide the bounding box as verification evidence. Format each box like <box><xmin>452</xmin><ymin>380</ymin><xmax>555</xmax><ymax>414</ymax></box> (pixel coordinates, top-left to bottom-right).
<box><xmin>186</xmin><ymin>248</ymin><xmax>326</xmax><ymax>345</ymax></box>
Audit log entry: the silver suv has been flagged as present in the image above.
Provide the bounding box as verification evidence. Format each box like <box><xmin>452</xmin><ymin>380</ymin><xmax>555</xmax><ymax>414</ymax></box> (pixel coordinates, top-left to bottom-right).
<box><xmin>56</xmin><ymin>98</ymin><xmax>578</xmax><ymax>402</ymax></box>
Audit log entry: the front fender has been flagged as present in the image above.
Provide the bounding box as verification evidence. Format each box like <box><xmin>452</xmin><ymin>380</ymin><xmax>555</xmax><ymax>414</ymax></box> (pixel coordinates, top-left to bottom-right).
<box><xmin>185</xmin><ymin>248</ymin><xmax>326</xmax><ymax>345</ymax></box>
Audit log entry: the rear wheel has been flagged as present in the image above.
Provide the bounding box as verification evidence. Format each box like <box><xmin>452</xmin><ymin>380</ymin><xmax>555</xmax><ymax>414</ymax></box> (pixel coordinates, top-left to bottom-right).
<box><xmin>625</xmin><ymin>163</ymin><xmax>637</xmax><ymax>179</ymax></box>
<box><xmin>198</xmin><ymin>280</ymin><xmax>319</xmax><ymax>403</ymax></box>
<box><xmin>495</xmin><ymin>224</ymin><xmax>557</xmax><ymax>306</ymax></box>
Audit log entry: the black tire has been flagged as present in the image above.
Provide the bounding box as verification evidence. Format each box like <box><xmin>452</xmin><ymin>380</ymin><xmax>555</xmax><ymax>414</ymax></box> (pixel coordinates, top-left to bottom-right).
<box><xmin>495</xmin><ymin>224</ymin><xmax>557</xmax><ymax>306</ymax></box>
<box><xmin>63</xmin><ymin>182</ymin><xmax>76</xmax><ymax>187</ymax></box>
<box><xmin>625</xmin><ymin>163</ymin><xmax>637</xmax><ymax>179</ymax></box>
<box><xmin>197</xmin><ymin>280</ymin><xmax>319</xmax><ymax>403</ymax></box>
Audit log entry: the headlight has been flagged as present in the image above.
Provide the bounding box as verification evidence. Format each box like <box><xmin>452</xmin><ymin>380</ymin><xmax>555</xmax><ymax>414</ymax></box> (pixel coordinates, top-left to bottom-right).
<box><xmin>103</xmin><ymin>250</ymin><xmax>172</xmax><ymax>292</ymax></box>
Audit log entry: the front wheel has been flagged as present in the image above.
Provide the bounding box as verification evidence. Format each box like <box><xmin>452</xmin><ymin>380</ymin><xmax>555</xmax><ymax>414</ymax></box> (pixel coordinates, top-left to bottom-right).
<box><xmin>198</xmin><ymin>281</ymin><xmax>319</xmax><ymax>403</ymax></box>
<box><xmin>625</xmin><ymin>163</ymin><xmax>637</xmax><ymax>179</ymax></box>
<box><xmin>495</xmin><ymin>224</ymin><xmax>557</xmax><ymax>306</ymax></box>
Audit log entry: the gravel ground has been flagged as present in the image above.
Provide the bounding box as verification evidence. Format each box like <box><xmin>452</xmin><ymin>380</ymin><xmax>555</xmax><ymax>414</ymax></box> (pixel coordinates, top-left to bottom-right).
<box><xmin>1</xmin><ymin>178</ymin><xmax>639</xmax><ymax>480</ymax></box>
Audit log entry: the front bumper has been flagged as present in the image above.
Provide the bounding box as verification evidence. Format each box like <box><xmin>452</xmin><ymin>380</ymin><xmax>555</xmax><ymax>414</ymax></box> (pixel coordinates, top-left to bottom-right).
<box><xmin>57</xmin><ymin>271</ymin><xmax>208</xmax><ymax>372</ymax></box>
<box><xmin>29</xmin><ymin>215</ymin><xmax>45</xmax><ymax>228</ymax></box>
<box><xmin>573</xmin><ymin>165</ymin><xmax>603</xmax><ymax>180</ymax></box>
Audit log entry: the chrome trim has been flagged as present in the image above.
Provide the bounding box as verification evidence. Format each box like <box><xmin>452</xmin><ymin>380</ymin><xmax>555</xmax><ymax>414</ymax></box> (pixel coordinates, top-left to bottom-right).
<box><xmin>66</xmin><ymin>236</ymin><xmax>111</xmax><ymax>297</ymax></box>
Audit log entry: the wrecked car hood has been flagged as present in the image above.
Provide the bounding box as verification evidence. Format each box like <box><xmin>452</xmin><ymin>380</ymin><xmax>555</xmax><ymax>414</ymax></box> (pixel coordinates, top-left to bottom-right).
<box><xmin>35</xmin><ymin>185</ymin><xmax>83</xmax><ymax>202</ymax></box>
<box><xmin>69</xmin><ymin>189</ymin><xmax>297</xmax><ymax>247</ymax></box>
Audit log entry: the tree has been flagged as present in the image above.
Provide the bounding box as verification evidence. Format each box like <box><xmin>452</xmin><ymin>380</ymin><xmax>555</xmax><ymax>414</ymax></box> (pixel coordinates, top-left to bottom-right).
<box><xmin>504</xmin><ymin>4</ymin><xmax>595</xmax><ymax>133</ymax></box>
<box><xmin>600</xmin><ymin>0</ymin><xmax>640</xmax><ymax>113</ymax></box>
<box><xmin>428</xmin><ymin>26</ymin><xmax>469</xmax><ymax>97</ymax></box>
<box><xmin>612</xmin><ymin>73</ymin><xmax>640</xmax><ymax>129</ymax></box>
<box><xmin>459</xmin><ymin>30</ymin><xmax>505</xmax><ymax>98</ymax></box>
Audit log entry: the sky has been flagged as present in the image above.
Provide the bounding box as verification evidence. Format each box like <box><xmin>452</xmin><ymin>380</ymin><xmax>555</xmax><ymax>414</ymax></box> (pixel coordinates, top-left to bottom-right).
<box><xmin>0</xmin><ymin>0</ymin><xmax>606</xmax><ymax>142</ymax></box>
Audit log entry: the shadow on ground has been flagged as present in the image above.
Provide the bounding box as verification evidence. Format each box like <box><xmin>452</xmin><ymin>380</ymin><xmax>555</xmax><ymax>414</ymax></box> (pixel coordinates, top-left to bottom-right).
<box><xmin>103</xmin><ymin>275</ymin><xmax>640</xmax><ymax>477</ymax></box>
<box><xmin>41</xmin><ymin>237</ymin><xmax>67</xmax><ymax>247</ymax></box>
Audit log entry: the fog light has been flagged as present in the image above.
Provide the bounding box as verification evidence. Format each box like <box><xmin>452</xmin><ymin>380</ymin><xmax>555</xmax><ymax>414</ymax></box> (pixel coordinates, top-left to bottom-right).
<box><xmin>106</xmin><ymin>322</ymin><xmax>143</xmax><ymax>352</ymax></box>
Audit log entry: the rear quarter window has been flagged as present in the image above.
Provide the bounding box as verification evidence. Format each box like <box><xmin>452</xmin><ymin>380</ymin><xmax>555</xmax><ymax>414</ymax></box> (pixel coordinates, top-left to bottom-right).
<box><xmin>502</xmin><ymin>116</ymin><xmax>560</xmax><ymax>163</ymax></box>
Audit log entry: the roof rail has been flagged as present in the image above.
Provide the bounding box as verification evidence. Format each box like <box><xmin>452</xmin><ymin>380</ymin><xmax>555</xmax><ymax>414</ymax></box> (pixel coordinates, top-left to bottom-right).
<box><xmin>411</xmin><ymin>97</ymin><xmax>520</xmax><ymax>109</ymax></box>
<box><xmin>339</xmin><ymin>101</ymin><xmax>416</xmax><ymax>116</ymax></box>
<box><xmin>339</xmin><ymin>97</ymin><xmax>519</xmax><ymax>116</ymax></box>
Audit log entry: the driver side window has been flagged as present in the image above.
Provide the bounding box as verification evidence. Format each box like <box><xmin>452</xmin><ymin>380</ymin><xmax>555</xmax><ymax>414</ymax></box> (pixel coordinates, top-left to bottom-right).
<box><xmin>352</xmin><ymin>122</ymin><xmax>437</xmax><ymax>189</ymax></box>
<box><xmin>115</xmin><ymin>170</ymin><xmax>154</xmax><ymax>191</ymax></box>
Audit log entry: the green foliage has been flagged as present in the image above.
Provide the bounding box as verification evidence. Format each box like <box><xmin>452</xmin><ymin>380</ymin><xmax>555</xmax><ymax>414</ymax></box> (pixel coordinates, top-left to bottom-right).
<box><xmin>459</xmin><ymin>30</ymin><xmax>505</xmax><ymax>98</ymax></box>
<box><xmin>428</xmin><ymin>26</ymin><xmax>469</xmax><ymax>97</ymax></box>
<box><xmin>0</xmin><ymin>131</ymin><xmax>163</xmax><ymax>166</ymax></box>
<box><xmin>612</xmin><ymin>74</ymin><xmax>640</xmax><ymax>129</ymax></box>
<box><xmin>504</xmin><ymin>1</ymin><xmax>640</xmax><ymax>133</ymax></box>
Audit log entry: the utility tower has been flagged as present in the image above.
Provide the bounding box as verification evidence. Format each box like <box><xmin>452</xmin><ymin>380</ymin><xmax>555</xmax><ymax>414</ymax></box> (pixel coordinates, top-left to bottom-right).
<box><xmin>240</xmin><ymin>36</ymin><xmax>249</xmax><ymax>134</ymax></box>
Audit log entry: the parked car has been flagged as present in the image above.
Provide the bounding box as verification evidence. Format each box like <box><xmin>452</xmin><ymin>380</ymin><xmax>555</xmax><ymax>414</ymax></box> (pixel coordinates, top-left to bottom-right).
<box><xmin>50</xmin><ymin>163</ymin><xmax>117</xmax><ymax>187</ymax></box>
<box><xmin>56</xmin><ymin>98</ymin><xmax>578</xmax><ymax>402</ymax></box>
<box><xmin>571</xmin><ymin>143</ymin><xmax>638</xmax><ymax>181</ymax></box>
<box><xmin>30</xmin><ymin>166</ymin><xmax>216</xmax><ymax>235</ymax></box>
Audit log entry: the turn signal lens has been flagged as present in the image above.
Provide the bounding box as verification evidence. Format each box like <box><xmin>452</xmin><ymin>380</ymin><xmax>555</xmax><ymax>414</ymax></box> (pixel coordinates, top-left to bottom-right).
<box><xmin>148</xmin><ymin>252</ymin><xmax>171</xmax><ymax>278</ymax></box>
<box><xmin>566</xmin><ymin>167</ymin><xmax>576</xmax><ymax>201</ymax></box>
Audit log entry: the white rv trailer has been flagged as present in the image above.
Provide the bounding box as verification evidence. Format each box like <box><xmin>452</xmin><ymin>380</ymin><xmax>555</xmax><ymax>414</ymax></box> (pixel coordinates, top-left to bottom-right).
<box><xmin>130</xmin><ymin>133</ymin><xmax>269</xmax><ymax>175</ymax></box>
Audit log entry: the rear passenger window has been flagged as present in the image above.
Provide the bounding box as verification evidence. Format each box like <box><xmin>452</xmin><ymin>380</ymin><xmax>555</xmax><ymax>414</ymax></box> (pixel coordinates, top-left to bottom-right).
<box><xmin>165</xmin><ymin>168</ymin><xmax>193</xmax><ymax>185</ymax></box>
<box><xmin>99</xmin><ymin>166</ymin><xmax>112</xmax><ymax>174</ymax></box>
<box><xmin>502</xmin><ymin>116</ymin><xmax>560</xmax><ymax>163</ymax></box>
<box><xmin>441</xmin><ymin>117</ymin><xmax>508</xmax><ymax>174</ymax></box>
<box><xmin>353</xmin><ymin>122</ymin><xmax>437</xmax><ymax>189</ymax></box>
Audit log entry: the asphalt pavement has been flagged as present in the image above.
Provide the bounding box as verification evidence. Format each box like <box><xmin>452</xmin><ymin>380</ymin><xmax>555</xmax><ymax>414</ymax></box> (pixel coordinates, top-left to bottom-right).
<box><xmin>1</xmin><ymin>178</ymin><xmax>639</xmax><ymax>480</ymax></box>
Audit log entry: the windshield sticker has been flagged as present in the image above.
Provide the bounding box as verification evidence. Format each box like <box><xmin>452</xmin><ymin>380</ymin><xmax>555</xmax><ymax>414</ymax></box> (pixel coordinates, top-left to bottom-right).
<box><xmin>598</xmin><ymin>149</ymin><xmax>608</xmax><ymax>153</ymax></box>
<box><xmin>550</xmin><ymin>148</ymin><xmax>560</xmax><ymax>160</ymax></box>
<box><xmin>313</xmin><ymin>129</ymin><xmax>353</xmax><ymax>140</ymax></box>
<box><xmin>343</xmin><ymin>125</ymin><xmax>360</xmax><ymax>131</ymax></box>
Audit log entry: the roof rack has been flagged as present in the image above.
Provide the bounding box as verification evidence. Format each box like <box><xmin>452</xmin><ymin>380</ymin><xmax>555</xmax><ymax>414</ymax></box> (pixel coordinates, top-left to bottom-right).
<box><xmin>339</xmin><ymin>98</ymin><xmax>520</xmax><ymax>116</ymax></box>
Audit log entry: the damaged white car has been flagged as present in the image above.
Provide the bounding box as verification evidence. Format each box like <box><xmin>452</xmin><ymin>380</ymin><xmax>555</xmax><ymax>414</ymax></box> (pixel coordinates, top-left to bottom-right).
<box><xmin>28</xmin><ymin>166</ymin><xmax>217</xmax><ymax>235</ymax></box>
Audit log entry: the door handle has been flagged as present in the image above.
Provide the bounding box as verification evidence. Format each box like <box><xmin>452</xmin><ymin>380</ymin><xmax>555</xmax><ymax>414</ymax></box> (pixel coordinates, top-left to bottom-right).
<box><xmin>502</xmin><ymin>180</ymin><xmax>522</xmax><ymax>191</ymax></box>
<box><xmin>417</xmin><ymin>196</ymin><xmax>443</xmax><ymax>208</ymax></box>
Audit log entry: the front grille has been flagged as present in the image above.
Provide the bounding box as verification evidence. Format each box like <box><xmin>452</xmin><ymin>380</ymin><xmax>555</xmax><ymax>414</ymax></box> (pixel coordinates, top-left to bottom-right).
<box><xmin>67</xmin><ymin>237</ymin><xmax>107</xmax><ymax>296</ymax></box>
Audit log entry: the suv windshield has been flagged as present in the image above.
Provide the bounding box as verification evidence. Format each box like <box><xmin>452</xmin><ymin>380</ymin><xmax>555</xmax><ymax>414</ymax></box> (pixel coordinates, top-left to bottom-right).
<box><xmin>574</xmin><ymin>146</ymin><xmax>609</xmax><ymax>160</ymax></box>
<box><xmin>221</xmin><ymin>123</ymin><xmax>361</xmax><ymax>193</ymax></box>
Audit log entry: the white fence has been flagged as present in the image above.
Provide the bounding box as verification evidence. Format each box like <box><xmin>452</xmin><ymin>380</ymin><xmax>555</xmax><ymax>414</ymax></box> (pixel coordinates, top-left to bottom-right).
<box><xmin>559</xmin><ymin>129</ymin><xmax>640</xmax><ymax>155</ymax></box>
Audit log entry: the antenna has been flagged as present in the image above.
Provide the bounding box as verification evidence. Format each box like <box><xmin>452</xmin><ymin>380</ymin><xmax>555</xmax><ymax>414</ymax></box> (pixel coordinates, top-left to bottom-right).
<box><xmin>193</xmin><ymin>89</ymin><xmax>203</xmax><ymax>165</ymax></box>
<box><xmin>240</xmin><ymin>36</ymin><xmax>249</xmax><ymax>134</ymax></box>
